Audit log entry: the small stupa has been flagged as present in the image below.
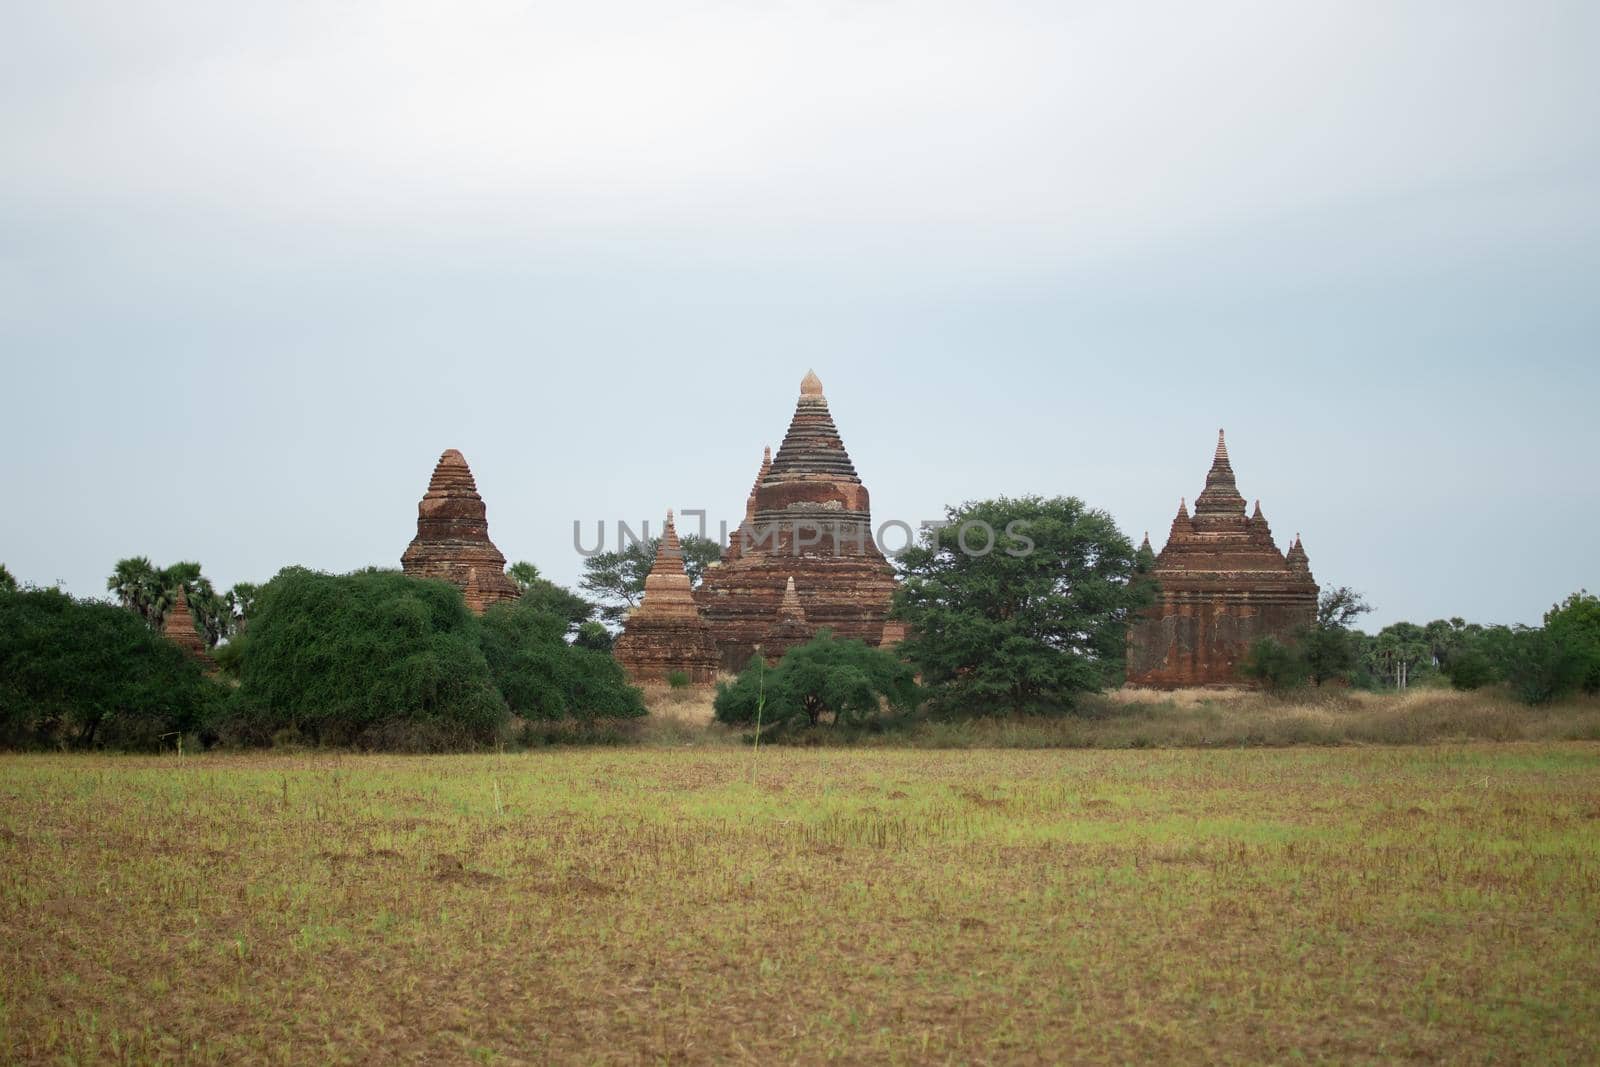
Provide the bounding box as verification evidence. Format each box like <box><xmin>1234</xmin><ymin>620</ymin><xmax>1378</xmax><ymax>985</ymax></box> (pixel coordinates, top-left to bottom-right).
<box><xmin>161</xmin><ymin>586</ymin><xmax>214</xmax><ymax>669</ymax></box>
<box><xmin>613</xmin><ymin>511</ymin><xmax>722</xmax><ymax>685</ymax></box>
<box><xmin>759</xmin><ymin>576</ymin><xmax>815</xmax><ymax>664</ymax></box>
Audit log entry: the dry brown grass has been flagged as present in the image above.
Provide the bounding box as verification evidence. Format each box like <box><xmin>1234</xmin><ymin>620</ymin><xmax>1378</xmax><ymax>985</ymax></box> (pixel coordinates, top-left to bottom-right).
<box><xmin>2</xmin><ymin>745</ymin><xmax>1598</xmax><ymax>1063</ymax></box>
<box><xmin>637</xmin><ymin>681</ymin><xmax>721</xmax><ymax>726</ymax></box>
<box><xmin>862</xmin><ymin>686</ymin><xmax>1600</xmax><ymax>750</ymax></box>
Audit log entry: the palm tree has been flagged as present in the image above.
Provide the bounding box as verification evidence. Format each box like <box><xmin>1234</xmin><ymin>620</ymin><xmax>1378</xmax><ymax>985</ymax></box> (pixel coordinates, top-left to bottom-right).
<box><xmin>107</xmin><ymin>556</ymin><xmax>161</xmax><ymax>625</ymax></box>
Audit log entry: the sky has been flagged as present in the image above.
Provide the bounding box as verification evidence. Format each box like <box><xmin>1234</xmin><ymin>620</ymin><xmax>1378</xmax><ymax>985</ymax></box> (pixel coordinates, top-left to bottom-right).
<box><xmin>2</xmin><ymin>0</ymin><xmax>1596</xmax><ymax>630</ymax></box>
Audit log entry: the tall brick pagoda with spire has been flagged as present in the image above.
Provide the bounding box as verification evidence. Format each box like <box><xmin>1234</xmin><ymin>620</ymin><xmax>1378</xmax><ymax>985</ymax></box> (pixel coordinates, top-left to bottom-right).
<box><xmin>696</xmin><ymin>371</ymin><xmax>896</xmax><ymax>668</ymax></box>
<box><xmin>614</xmin><ymin>511</ymin><xmax>722</xmax><ymax>685</ymax></box>
<box><xmin>1126</xmin><ymin>430</ymin><xmax>1319</xmax><ymax>687</ymax></box>
<box><xmin>401</xmin><ymin>448</ymin><xmax>519</xmax><ymax>612</ymax></box>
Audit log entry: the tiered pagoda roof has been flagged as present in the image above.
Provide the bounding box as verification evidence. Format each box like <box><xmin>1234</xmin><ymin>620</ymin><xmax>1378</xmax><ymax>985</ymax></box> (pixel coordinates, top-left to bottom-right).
<box><xmin>400</xmin><ymin>449</ymin><xmax>519</xmax><ymax>612</ymax></box>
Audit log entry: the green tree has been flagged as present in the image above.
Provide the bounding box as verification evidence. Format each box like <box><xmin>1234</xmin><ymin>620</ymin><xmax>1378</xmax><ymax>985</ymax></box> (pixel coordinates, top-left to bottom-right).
<box><xmin>1240</xmin><ymin>636</ymin><xmax>1310</xmax><ymax>694</ymax></box>
<box><xmin>1544</xmin><ymin>590</ymin><xmax>1600</xmax><ymax>695</ymax></box>
<box><xmin>0</xmin><ymin>587</ymin><xmax>223</xmax><ymax>748</ymax></box>
<box><xmin>1300</xmin><ymin>586</ymin><xmax>1372</xmax><ymax>685</ymax></box>
<box><xmin>477</xmin><ymin>597</ymin><xmax>644</xmax><ymax>722</ymax></box>
<box><xmin>714</xmin><ymin>631</ymin><xmax>917</xmax><ymax>732</ymax></box>
<box><xmin>1443</xmin><ymin>649</ymin><xmax>1497</xmax><ymax>690</ymax></box>
<box><xmin>233</xmin><ymin>568</ymin><xmax>507</xmax><ymax>748</ymax></box>
<box><xmin>580</xmin><ymin>535</ymin><xmax>722</xmax><ymax>624</ymax></box>
<box><xmin>891</xmin><ymin>496</ymin><xmax>1149</xmax><ymax>715</ymax></box>
<box><xmin>1500</xmin><ymin>626</ymin><xmax>1586</xmax><ymax>706</ymax></box>
<box><xmin>505</xmin><ymin>561</ymin><xmax>595</xmax><ymax>636</ymax></box>
<box><xmin>0</xmin><ymin>564</ymin><xmax>16</xmax><ymax>593</ymax></box>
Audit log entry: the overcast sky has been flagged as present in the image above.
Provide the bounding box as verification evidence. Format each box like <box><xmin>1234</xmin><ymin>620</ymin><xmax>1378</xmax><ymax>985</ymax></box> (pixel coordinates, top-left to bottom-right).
<box><xmin>2</xmin><ymin>0</ymin><xmax>1596</xmax><ymax>629</ymax></box>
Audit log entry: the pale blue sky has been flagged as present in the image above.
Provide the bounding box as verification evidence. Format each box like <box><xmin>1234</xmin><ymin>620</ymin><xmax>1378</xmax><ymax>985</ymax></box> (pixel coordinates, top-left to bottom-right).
<box><xmin>2</xmin><ymin>0</ymin><xmax>1596</xmax><ymax>629</ymax></box>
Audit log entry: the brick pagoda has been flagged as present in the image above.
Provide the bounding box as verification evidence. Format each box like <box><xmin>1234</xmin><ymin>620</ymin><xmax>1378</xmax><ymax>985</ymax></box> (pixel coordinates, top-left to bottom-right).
<box><xmin>695</xmin><ymin>371</ymin><xmax>897</xmax><ymax>668</ymax></box>
<box><xmin>161</xmin><ymin>586</ymin><xmax>215</xmax><ymax>669</ymax></box>
<box><xmin>1126</xmin><ymin>430</ymin><xmax>1319</xmax><ymax>687</ymax></box>
<box><xmin>401</xmin><ymin>448</ymin><xmax>519</xmax><ymax>612</ymax></box>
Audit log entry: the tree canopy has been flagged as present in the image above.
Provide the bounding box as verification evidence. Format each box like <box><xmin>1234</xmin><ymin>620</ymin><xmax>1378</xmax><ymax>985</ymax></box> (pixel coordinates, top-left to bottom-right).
<box><xmin>233</xmin><ymin>567</ymin><xmax>507</xmax><ymax>748</ymax></box>
<box><xmin>892</xmin><ymin>496</ymin><xmax>1148</xmax><ymax>714</ymax></box>
<box><xmin>505</xmin><ymin>561</ymin><xmax>596</xmax><ymax>637</ymax></box>
<box><xmin>1299</xmin><ymin>586</ymin><xmax>1373</xmax><ymax>686</ymax></box>
<box><xmin>477</xmin><ymin>596</ymin><xmax>644</xmax><ymax>723</ymax></box>
<box><xmin>0</xmin><ymin>587</ymin><xmax>223</xmax><ymax>749</ymax></box>
<box><xmin>1544</xmin><ymin>590</ymin><xmax>1600</xmax><ymax>695</ymax></box>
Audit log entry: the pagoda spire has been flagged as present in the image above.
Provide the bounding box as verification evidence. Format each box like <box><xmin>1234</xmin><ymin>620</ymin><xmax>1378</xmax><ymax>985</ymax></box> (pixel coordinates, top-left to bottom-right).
<box><xmin>638</xmin><ymin>510</ymin><xmax>697</xmax><ymax>609</ymax></box>
<box><xmin>1193</xmin><ymin>428</ymin><xmax>1247</xmax><ymax>520</ymax></box>
<box><xmin>767</xmin><ymin>369</ymin><xmax>859</xmax><ymax>481</ymax></box>
<box><xmin>1286</xmin><ymin>533</ymin><xmax>1312</xmax><ymax>574</ymax></box>
<box><xmin>1168</xmin><ymin>497</ymin><xmax>1193</xmax><ymax>541</ymax></box>
<box><xmin>613</xmin><ymin>508</ymin><xmax>721</xmax><ymax>684</ymax></box>
<box><xmin>777</xmin><ymin>575</ymin><xmax>806</xmax><ymax>624</ymax></box>
<box><xmin>744</xmin><ymin>445</ymin><xmax>773</xmax><ymax>524</ymax></box>
<box><xmin>760</xmin><ymin>575</ymin><xmax>815</xmax><ymax>663</ymax></box>
<box><xmin>1248</xmin><ymin>498</ymin><xmax>1278</xmax><ymax>547</ymax></box>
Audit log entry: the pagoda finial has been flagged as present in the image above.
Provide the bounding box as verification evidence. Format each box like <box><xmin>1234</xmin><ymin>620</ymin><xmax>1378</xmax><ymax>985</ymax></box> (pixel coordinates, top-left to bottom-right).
<box><xmin>1194</xmin><ymin>428</ymin><xmax>1245</xmax><ymax>517</ymax></box>
<box><xmin>800</xmin><ymin>369</ymin><xmax>824</xmax><ymax>396</ymax></box>
<box><xmin>1178</xmin><ymin>497</ymin><xmax>1189</xmax><ymax>519</ymax></box>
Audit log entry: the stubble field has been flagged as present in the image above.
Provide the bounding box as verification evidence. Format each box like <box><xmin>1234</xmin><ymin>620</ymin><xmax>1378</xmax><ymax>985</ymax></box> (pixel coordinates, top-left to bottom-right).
<box><xmin>3</xmin><ymin>744</ymin><xmax>1598</xmax><ymax>1063</ymax></box>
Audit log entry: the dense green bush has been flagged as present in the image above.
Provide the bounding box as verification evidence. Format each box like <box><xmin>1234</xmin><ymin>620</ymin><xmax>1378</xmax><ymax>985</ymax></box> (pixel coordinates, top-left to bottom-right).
<box><xmin>1544</xmin><ymin>590</ymin><xmax>1600</xmax><ymax>695</ymax></box>
<box><xmin>477</xmin><ymin>598</ymin><xmax>645</xmax><ymax>723</ymax></box>
<box><xmin>715</xmin><ymin>631</ymin><xmax>918</xmax><ymax>734</ymax></box>
<box><xmin>574</xmin><ymin>620</ymin><xmax>615</xmax><ymax>652</ymax></box>
<box><xmin>1444</xmin><ymin>650</ymin><xmax>1497</xmax><ymax>691</ymax></box>
<box><xmin>233</xmin><ymin>568</ymin><xmax>507</xmax><ymax>747</ymax></box>
<box><xmin>1240</xmin><ymin>637</ymin><xmax>1310</xmax><ymax>694</ymax></box>
<box><xmin>0</xmin><ymin>587</ymin><xmax>223</xmax><ymax>749</ymax></box>
<box><xmin>1500</xmin><ymin>626</ymin><xmax>1587</xmax><ymax>706</ymax></box>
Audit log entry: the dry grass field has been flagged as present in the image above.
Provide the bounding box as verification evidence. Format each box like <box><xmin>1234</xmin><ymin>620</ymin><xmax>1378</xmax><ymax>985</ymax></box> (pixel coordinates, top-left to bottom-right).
<box><xmin>3</xmin><ymin>742</ymin><xmax>1599</xmax><ymax>1063</ymax></box>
